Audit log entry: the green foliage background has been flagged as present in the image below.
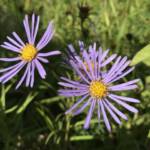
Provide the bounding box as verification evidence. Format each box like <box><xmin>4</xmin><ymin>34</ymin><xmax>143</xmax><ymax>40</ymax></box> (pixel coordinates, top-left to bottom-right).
<box><xmin>0</xmin><ymin>0</ymin><xmax>150</xmax><ymax>149</ymax></box>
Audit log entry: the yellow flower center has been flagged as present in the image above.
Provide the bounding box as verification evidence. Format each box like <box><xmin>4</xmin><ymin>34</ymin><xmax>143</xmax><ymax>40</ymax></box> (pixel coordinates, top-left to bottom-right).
<box><xmin>21</xmin><ymin>44</ymin><xmax>37</xmax><ymax>61</ymax></box>
<box><xmin>89</xmin><ymin>81</ymin><xmax>107</xmax><ymax>99</ymax></box>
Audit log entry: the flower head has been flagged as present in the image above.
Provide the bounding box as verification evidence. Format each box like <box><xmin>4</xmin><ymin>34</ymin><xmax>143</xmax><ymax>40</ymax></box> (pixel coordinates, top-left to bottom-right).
<box><xmin>59</xmin><ymin>42</ymin><xmax>140</xmax><ymax>131</ymax></box>
<box><xmin>0</xmin><ymin>14</ymin><xmax>60</xmax><ymax>89</ymax></box>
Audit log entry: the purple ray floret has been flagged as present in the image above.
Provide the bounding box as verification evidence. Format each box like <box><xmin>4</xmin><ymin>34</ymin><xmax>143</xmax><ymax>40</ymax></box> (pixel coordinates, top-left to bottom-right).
<box><xmin>58</xmin><ymin>42</ymin><xmax>140</xmax><ymax>131</ymax></box>
<box><xmin>0</xmin><ymin>14</ymin><xmax>61</xmax><ymax>89</ymax></box>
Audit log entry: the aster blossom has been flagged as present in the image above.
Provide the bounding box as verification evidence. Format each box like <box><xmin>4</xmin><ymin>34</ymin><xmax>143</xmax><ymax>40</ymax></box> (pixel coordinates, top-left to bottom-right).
<box><xmin>0</xmin><ymin>14</ymin><xmax>60</xmax><ymax>89</ymax></box>
<box><xmin>59</xmin><ymin>43</ymin><xmax>140</xmax><ymax>131</ymax></box>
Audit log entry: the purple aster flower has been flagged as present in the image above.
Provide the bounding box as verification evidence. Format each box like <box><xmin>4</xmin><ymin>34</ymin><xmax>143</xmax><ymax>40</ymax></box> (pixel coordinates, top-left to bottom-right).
<box><xmin>58</xmin><ymin>43</ymin><xmax>140</xmax><ymax>131</ymax></box>
<box><xmin>0</xmin><ymin>14</ymin><xmax>60</xmax><ymax>89</ymax></box>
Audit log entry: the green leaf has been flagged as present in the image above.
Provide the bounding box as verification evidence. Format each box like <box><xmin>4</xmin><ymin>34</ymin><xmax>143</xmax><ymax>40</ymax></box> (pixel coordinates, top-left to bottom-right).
<box><xmin>0</xmin><ymin>84</ymin><xmax>13</xmax><ymax>110</ymax></box>
<box><xmin>131</xmin><ymin>44</ymin><xmax>150</xmax><ymax>66</ymax></box>
<box><xmin>16</xmin><ymin>93</ymin><xmax>37</xmax><ymax>114</ymax></box>
<box><xmin>142</xmin><ymin>57</ymin><xmax>150</xmax><ymax>66</ymax></box>
<box><xmin>0</xmin><ymin>85</ymin><xmax>6</xmax><ymax>109</ymax></box>
<box><xmin>40</xmin><ymin>96</ymin><xmax>65</xmax><ymax>104</ymax></box>
<box><xmin>70</xmin><ymin>135</ymin><xmax>94</xmax><ymax>141</ymax></box>
<box><xmin>45</xmin><ymin>132</ymin><xmax>55</xmax><ymax>144</ymax></box>
<box><xmin>116</xmin><ymin>18</ymin><xmax>128</xmax><ymax>42</ymax></box>
<box><xmin>36</xmin><ymin>107</ymin><xmax>54</xmax><ymax>130</ymax></box>
<box><xmin>5</xmin><ymin>105</ymin><xmax>18</xmax><ymax>114</ymax></box>
<box><xmin>148</xmin><ymin>130</ymin><xmax>150</xmax><ymax>139</ymax></box>
<box><xmin>74</xmin><ymin>119</ymin><xmax>99</xmax><ymax>127</ymax></box>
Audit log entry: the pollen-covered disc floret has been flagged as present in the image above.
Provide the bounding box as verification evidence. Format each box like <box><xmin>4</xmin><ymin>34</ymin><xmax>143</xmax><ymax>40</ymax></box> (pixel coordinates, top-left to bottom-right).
<box><xmin>89</xmin><ymin>81</ymin><xmax>107</xmax><ymax>98</ymax></box>
<box><xmin>21</xmin><ymin>44</ymin><xmax>37</xmax><ymax>61</ymax></box>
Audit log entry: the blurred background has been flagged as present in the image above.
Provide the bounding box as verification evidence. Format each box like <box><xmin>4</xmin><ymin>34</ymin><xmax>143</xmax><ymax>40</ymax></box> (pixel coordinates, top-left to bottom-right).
<box><xmin>0</xmin><ymin>0</ymin><xmax>150</xmax><ymax>149</ymax></box>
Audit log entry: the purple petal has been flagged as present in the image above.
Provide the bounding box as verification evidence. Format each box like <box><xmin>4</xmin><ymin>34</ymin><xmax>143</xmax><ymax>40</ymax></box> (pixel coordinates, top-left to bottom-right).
<box><xmin>109</xmin><ymin>79</ymin><xmax>139</xmax><ymax>90</ymax></box>
<box><xmin>0</xmin><ymin>57</ymin><xmax>20</xmax><ymax>62</ymax></box>
<box><xmin>0</xmin><ymin>62</ymin><xmax>24</xmax><ymax>80</ymax></box>
<box><xmin>109</xmin><ymin>95</ymin><xmax>138</xmax><ymax>113</ymax></box>
<box><xmin>1</xmin><ymin>43</ymin><xmax>20</xmax><ymax>53</ymax></box>
<box><xmin>93</xmin><ymin>45</ymin><xmax>98</xmax><ymax>79</ymax></box>
<box><xmin>84</xmin><ymin>99</ymin><xmax>96</xmax><ymax>129</ymax></box>
<box><xmin>23</xmin><ymin>15</ymin><xmax>32</xmax><ymax>44</ymax></box>
<box><xmin>34</xmin><ymin>59</ymin><xmax>46</xmax><ymax>79</ymax></box>
<box><xmin>103</xmin><ymin>101</ymin><xmax>121</xmax><ymax>125</ymax></box>
<box><xmin>58</xmin><ymin>82</ymin><xmax>88</xmax><ymax>90</ymax></box>
<box><xmin>70</xmin><ymin>60</ymin><xmax>90</xmax><ymax>84</ymax></box>
<box><xmin>60</xmin><ymin>77</ymin><xmax>89</xmax><ymax>88</ymax></box>
<box><xmin>65</xmin><ymin>94</ymin><xmax>89</xmax><ymax>114</ymax></box>
<box><xmin>110</xmin><ymin>94</ymin><xmax>140</xmax><ymax>103</ymax></box>
<box><xmin>99</xmin><ymin>100</ymin><xmax>111</xmax><ymax>132</ymax></box>
<box><xmin>59</xmin><ymin>93</ymin><xmax>87</xmax><ymax>97</ymax></box>
<box><xmin>112</xmin><ymin>56</ymin><xmax>128</xmax><ymax>74</ymax></box>
<box><xmin>101</xmin><ymin>49</ymin><xmax>110</xmax><ymax>61</ymax></box>
<box><xmin>105</xmin><ymin>99</ymin><xmax>128</xmax><ymax>120</ymax></box>
<box><xmin>79</xmin><ymin>41</ymin><xmax>85</xmax><ymax>51</ymax></box>
<box><xmin>115</xmin><ymin>79</ymin><xmax>139</xmax><ymax>86</ymax></box>
<box><xmin>2</xmin><ymin>63</ymin><xmax>25</xmax><ymax>84</ymax></box>
<box><xmin>26</xmin><ymin>63</ymin><xmax>31</xmax><ymax>86</ymax></box>
<box><xmin>89</xmin><ymin>43</ymin><xmax>96</xmax><ymax>60</ymax></box>
<box><xmin>0</xmin><ymin>62</ymin><xmax>22</xmax><ymax>73</ymax></box>
<box><xmin>59</xmin><ymin>89</ymin><xmax>87</xmax><ymax>93</ymax></box>
<box><xmin>38</xmin><ymin>51</ymin><xmax>61</xmax><ymax>57</ymax></box>
<box><xmin>37</xmin><ymin>56</ymin><xmax>49</xmax><ymax>63</ymax></box>
<box><xmin>73</xmin><ymin>98</ymin><xmax>91</xmax><ymax>116</ymax></box>
<box><xmin>68</xmin><ymin>44</ymin><xmax>76</xmax><ymax>53</ymax></box>
<box><xmin>110</xmin><ymin>67</ymin><xmax>135</xmax><ymax>83</ymax></box>
<box><xmin>16</xmin><ymin>63</ymin><xmax>30</xmax><ymax>89</ymax></box>
<box><xmin>103</xmin><ymin>56</ymin><xmax>122</xmax><ymax>82</ymax></box>
<box><xmin>36</xmin><ymin>22</ymin><xmax>54</xmax><ymax>50</ymax></box>
<box><xmin>103</xmin><ymin>56</ymin><xmax>128</xmax><ymax>83</ymax></box>
<box><xmin>7</xmin><ymin>36</ymin><xmax>23</xmax><ymax>49</ymax></box>
<box><xmin>4</xmin><ymin>42</ymin><xmax>20</xmax><ymax>51</ymax></box>
<box><xmin>59</xmin><ymin>90</ymin><xmax>88</xmax><ymax>97</ymax></box>
<box><xmin>97</xmin><ymin>47</ymin><xmax>103</xmax><ymax>78</ymax></box>
<box><xmin>33</xmin><ymin>16</ymin><xmax>40</xmax><ymax>44</ymax></box>
<box><xmin>97</xmin><ymin>101</ymin><xmax>101</xmax><ymax>122</ymax></box>
<box><xmin>30</xmin><ymin>62</ymin><xmax>35</xmax><ymax>87</ymax></box>
<box><xmin>12</xmin><ymin>32</ymin><xmax>25</xmax><ymax>47</ymax></box>
<box><xmin>83</xmin><ymin>50</ymin><xmax>95</xmax><ymax>79</ymax></box>
<box><xmin>31</xmin><ymin>14</ymin><xmax>35</xmax><ymax>43</ymax></box>
<box><xmin>109</xmin><ymin>85</ymin><xmax>137</xmax><ymax>91</ymax></box>
<box><xmin>101</xmin><ymin>54</ymin><xmax>117</xmax><ymax>67</ymax></box>
<box><xmin>75</xmin><ymin>57</ymin><xmax>93</xmax><ymax>81</ymax></box>
<box><xmin>0</xmin><ymin>61</ymin><xmax>26</xmax><ymax>84</ymax></box>
<box><xmin>88</xmin><ymin>43</ymin><xmax>97</xmax><ymax>79</ymax></box>
<box><xmin>109</xmin><ymin>61</ymin><xmax>131</xmax><ymax>83</ymax></box>
<box><xmin>98</xmin><ymin>47</ymin><xmax>103</xmax><ymax>67</ymax></box>
<box><xmin>118</xmin><ymin>60</ymin><xmax>131</xmax><ymax>73</ymax></box>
